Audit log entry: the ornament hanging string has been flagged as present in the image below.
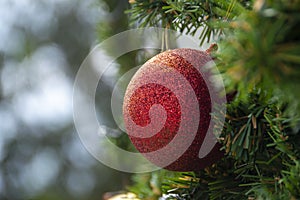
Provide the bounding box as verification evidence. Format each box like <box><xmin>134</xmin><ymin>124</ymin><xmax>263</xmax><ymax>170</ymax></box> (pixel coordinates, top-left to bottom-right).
<box><xmin>161</xmin><ymin>24</ymin><xmax>170</xmax><ymax>52</ymax></box>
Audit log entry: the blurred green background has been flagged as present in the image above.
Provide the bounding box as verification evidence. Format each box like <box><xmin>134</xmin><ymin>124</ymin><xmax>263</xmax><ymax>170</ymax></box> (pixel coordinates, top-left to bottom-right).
<box><xmin>0</xmin><ymin>0</ymin><xmax>133</xmax><ymax>199</ymax></box>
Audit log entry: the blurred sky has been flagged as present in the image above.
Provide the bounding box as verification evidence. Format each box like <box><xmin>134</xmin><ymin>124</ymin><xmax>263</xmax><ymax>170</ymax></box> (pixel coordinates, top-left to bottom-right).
<box><xmin>0</xmin><ymin>0</ymin><xmax>127</xmax><ymax>199</ymax></box>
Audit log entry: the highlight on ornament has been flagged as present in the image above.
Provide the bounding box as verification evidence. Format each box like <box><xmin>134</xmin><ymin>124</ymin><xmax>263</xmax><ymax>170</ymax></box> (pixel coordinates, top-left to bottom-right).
<box><xmin>73</xmin><ymin>28</ymin><xmax>227</xmax><ymax>173</ymax></box>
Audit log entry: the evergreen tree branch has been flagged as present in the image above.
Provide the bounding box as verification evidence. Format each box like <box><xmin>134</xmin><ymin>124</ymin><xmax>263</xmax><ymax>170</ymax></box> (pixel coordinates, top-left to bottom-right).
<box><xmin>126</xmin><ymin>0</ymin><xmax>252</xmax><ymax>45</ymax></box>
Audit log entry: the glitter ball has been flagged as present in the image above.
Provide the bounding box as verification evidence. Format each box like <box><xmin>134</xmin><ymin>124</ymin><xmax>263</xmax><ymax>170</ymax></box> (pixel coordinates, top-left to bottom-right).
<box><xmin>123</xmin><ymin>48</ymin><xmax>223</xmax><ymax>171</ymax></box>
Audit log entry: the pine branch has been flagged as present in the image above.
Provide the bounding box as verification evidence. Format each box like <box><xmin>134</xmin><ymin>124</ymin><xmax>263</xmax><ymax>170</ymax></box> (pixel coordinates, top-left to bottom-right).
<box><xmin>214</xmin><ymin>87</ymin><xmax>300</xmax><ymax>199</ymax></box>
<box><xmin>216</xmin><ymin>0</ymin><xmax>300</xmax><ymax>113</ymax></box>
<box><xmin>128</xmin><ymin>171</ymin><xmax>163</xmax><ymax>199</ymax></box>
<box><xmin>126</xmin><ymin>0</ymin><xmax>252</xmax><ymax>45</ymax></box>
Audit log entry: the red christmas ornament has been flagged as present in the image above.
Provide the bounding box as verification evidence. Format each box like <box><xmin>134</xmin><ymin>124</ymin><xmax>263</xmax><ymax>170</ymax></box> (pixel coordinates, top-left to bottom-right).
<box><xmin>123</xmin><ymin>47</ymin><xmax>224</xmax><ymax>171</ymax></box>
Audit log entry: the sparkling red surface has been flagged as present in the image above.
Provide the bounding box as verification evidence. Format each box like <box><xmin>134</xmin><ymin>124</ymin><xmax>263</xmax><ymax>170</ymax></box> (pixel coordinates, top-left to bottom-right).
<box><xmin>123</xmin><ymin>48</ymin><xmax>223</xmax><ymax>171</ymax></box>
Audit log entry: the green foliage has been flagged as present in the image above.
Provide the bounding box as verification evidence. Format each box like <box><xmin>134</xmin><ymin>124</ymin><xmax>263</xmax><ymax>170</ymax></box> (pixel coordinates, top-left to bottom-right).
<box><xmin>161</xmin><ymin>171</ymin><xmax>209</xmax><ymax>200</ymax></box>
<box><xmin>281</xmin><ymin>160</ymin><xmax>300</xmax><ymax>198</ymax></box>
<box><xmin>219</xmin><ymin>88</ymin><xmax>300</xmax><ymax>199</ymax></box>
<box><xmin>126</xmin><ymin>0</ymin><xmax>252</xmax><ymax>45</ymax></box>
<box><xmin>128</xmin><ymin>171</ymin><xmax>163</xmax><ymax>199</ymax></box>
<box><xmin>217</xmin><ymin>0</ymin><xmax>300</xmax><ymax>112</ymax></box>
<box><xmin>220</xmin><ymin>88</ymin><xmax>277</xmax><ymax>163</ymax></box>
